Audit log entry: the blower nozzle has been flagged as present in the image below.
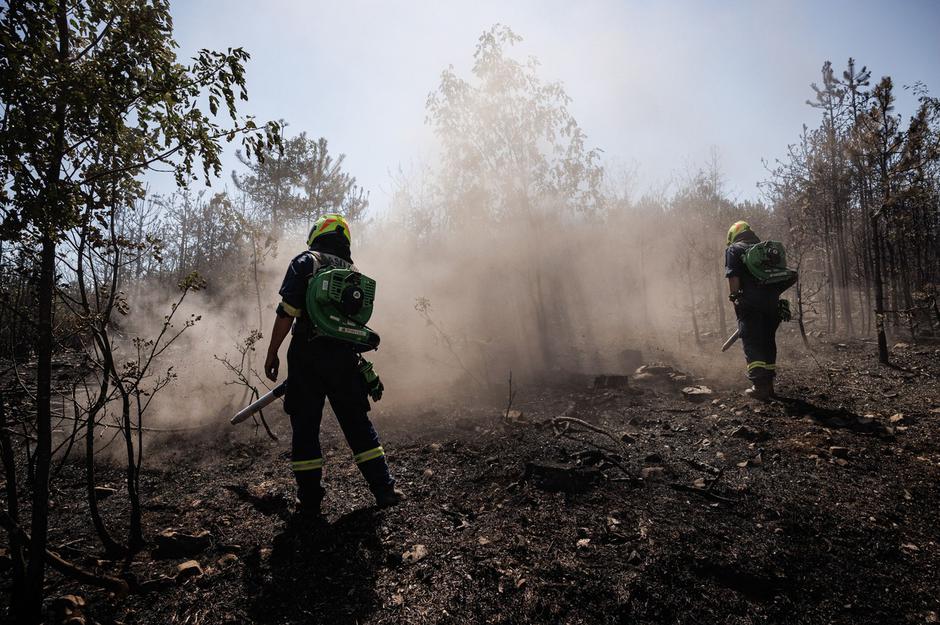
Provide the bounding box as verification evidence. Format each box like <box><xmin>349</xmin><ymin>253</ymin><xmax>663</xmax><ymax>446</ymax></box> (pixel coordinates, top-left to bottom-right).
<box><xmin>230</xmin><ymin>381</ymin><xmax>288</xmax><ymax>425</ymax></box>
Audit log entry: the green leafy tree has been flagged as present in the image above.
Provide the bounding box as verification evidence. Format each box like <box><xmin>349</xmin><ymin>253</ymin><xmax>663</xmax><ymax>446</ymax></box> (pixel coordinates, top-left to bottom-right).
<box><xmin>425</xmin><ymin>24</ymin><xmax>604</xmax><ymax>366</ymax></box>
<box><xmin>426</xmin><ymin>24</ymin><xmax>604</xmax><ymax>227</ymax></box>
<box><xmin>0</xmin><ymin>1</ymin><xmax>278</xmax><ymax>621</ymax></box>
<box><xmin>233</xmin><ymin>131</ymin><xmax>368</xmax><ymax>230</ymax></box>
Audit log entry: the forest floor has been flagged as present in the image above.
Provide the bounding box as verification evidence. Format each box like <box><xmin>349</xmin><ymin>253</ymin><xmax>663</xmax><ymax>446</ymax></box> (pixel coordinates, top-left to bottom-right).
<box><xmin>2</xmin><ymin>336</ymin><xmax>940</xmax><ymax>625</ymax></box>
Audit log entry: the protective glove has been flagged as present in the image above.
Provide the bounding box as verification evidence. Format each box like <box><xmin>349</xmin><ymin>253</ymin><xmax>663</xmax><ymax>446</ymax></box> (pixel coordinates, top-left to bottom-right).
<box><xmin>368</xmin><ymin>377</ymin><xmax>384</xmax><ymax>402</ymax></box>
<box><xmin>359</xmin><ymin>359</ymin><xmax>383</xmax><ymax>402</ymax></box>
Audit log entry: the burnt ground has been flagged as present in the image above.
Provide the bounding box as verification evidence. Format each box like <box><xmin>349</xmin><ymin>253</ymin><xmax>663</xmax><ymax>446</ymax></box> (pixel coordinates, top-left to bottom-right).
<box><xmin>2</xmin><ymin>337</ymin><xmax>940</xmax><ymax>624</ymax></box>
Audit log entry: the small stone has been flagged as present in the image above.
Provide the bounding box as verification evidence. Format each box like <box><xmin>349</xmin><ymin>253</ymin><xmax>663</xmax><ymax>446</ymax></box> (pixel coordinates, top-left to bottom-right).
<box><xmin>627</xmin><ymin>550</ymin><xmax>642</xmax><ymax>564</ymax></box>
<box><xmin>829</xmin><ymin>446</ymin><xmax>850</xmax><ymax>459</ymax></box>
<box><xmin>889</xmin><ymin>413</ymin><xmax>905</xmax><ymax>424</ymax></box>
<box><xmin>423</xmin><ymin>469</ymin><xmax>434</xmax><ymax>478</ymax></box>
<box><xmin>641</xmin><ymin>467</ymin><xmax>664</xmax><ymax>480</ymax></box>
<box><xmin>403</xmin><ymin>544</ymin><xmax>428</xmax><ymax>563</ymax></box>
<box><xmin>138</xmin><ymin>575</ymin><xmax>175</xmax><ymax>593</ymax></box>
<box><xmin>731</xmin><ymin>425</ymin><xmax>767</xmax><ymax>442</ymax></box>
<box><xmin>155</xmin><ymin>529</ymin><xmax>211</xmax><ymax>558</ymax></box>
<box><xmin>692</xmin><ymin>477</ymin><xmax>707</xmax><ymax>489</ymax></box>
<box><xmin>594</xmin><ymin>375</ymin><xmax>630</xmax><ymax>389</ymax></box>
<box><xmin>216</xmin><ymin>553</ymin><xmax>239</xmax><ymax>568</ymax></box>
<box><xmin>175</xmin><ymin>560</ymin><xmax>203</xmax><ymax>583</ymax></box>
<box><xmin>681</xmin><ymin>385</ymin><xmax>713</xmax><ymax>401</ymax></box>
<box><xmin>524</xmin><ymin>461</ymin><xmax>600</xmax><ymax>493</ymax></box>
<box><xmin>429</xmin><ymin>443</ymin><xmax>442</xmax><ymax>452</ymax></box>
<box><xmin>576</xmin><ymin>538</ymin><xmax>591</xmax><ymax>549</ymax></box>
<box><xmin>94</xmin><ymin>486</ymin><xmax>117</xmax><ymax>500</ymax></box>
<box><xmin>477</xmin><ymin>537</ymin><xmax>490</xmax><ymax>546</ymax></box>
<box><xmin>53</xmin><ymin>594</ymin><xmax>85</xmax><ymax>616</ymax></box>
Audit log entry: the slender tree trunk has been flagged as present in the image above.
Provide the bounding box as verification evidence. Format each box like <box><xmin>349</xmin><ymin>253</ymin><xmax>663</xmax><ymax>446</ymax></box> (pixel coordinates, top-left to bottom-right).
<box><xmin>24</xmin><ymin>5</ymin><xmax>71</xmax><ymax>618</ymax></box>
<box><xmin>715</xmin><ymin>257</ymin><xmax>727</xmax><ymax>337</ymax></box>
<box><xmin>121</xmin><ymin>391</ymin><xmax>144</xmax><ymax>551</ymax></box>
<box><xmin>26</xmin><ymin>233</ymin><xmax>55</xmax><ymax>623</ymax></box>
<box><xmin>871</xmin><ymin>214</ymin><xmax>889</xmax><ymax>364</ymax></box>
<box><xmin>796</xmin><ymin>276</ymin><xmax>809</xmax><ymax>347</ymax></box>
<box><xmin>85</xmin><ymin>399</ymin><xmax>123</xmax><ymax>555</ymax></box>
<box><xmin>1</xmin><ymin>394</ymin><xmax>28</xmax><ymax>622</ymax></box>
<box><xmin>686</xmin><ymin>264</ymin><xmax>701</xmax><ymax>345</ymax></box>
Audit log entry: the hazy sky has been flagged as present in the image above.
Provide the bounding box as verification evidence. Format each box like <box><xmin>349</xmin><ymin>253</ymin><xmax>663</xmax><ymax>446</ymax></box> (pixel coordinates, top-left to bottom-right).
<box><xmin>163</xmin><ymin>0</ymin><xmax>940</xmax><ymax>210</ymax></box>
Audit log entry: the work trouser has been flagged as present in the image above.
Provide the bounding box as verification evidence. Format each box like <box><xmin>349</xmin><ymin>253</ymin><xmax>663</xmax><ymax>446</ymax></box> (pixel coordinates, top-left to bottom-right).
<box><xmin>736</xmin><ymin>305</ymin><xmax>781</xmax><ymax>382</ymax></box>
<box><xmin>284</xmin><ymin>335</ymin><xmax>394</xmax><ymax>506</ymax></box>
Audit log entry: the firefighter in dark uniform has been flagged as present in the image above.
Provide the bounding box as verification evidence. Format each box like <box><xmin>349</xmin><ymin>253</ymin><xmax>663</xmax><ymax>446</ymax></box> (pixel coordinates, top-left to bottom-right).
<box><xmin>264</xmin><ymin>214</ymin><xmax>402</xmax><ymax>516</ymax></box>
<box><xmin>725</xmin><ymin>221</ymin><xmax>780</xmax><ymax>400</ymax></box>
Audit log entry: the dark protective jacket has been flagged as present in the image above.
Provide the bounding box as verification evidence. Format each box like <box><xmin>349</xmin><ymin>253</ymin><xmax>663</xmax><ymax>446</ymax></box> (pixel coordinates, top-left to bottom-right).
<box><xmin>724</xmin><ymin>232</ymin><xmax>779</xmax><ymax>314</ymax></box>
<box><xmin>277</xmin><ymin>236</ymin><xmax>358</xmax><ymax>339</ymax></box>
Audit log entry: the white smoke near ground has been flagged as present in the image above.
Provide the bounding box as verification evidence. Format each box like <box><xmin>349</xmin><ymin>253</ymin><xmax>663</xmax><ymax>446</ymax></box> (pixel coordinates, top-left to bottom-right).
<box><xmin>124</xmin><ymin>204</ymin><xmax>754</xmax><ymax>439</ymax></box>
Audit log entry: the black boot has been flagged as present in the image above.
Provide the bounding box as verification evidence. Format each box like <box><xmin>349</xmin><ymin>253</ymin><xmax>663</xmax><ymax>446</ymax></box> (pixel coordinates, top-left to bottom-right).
<box><xmin>293</xmin><ymin>472</ymin><xmax>325</xmax><ymax>520</ymax></box>
<box><xmin>374</xmin><ymin>486</ymin><xmax>405</xmax><ymax>509</ymax></box>
<box><xmin>744</xmin><ymin>378</ymin><xmax>773</xmax><ymax>401</ymax></box>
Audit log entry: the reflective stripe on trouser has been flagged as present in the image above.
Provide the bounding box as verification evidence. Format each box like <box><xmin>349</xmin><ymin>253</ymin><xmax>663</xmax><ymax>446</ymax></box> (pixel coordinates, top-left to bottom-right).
<box><xmin>736</xmin><ymin>306</ymin><xmax>780</xmax><ymax>382</ymax></box>
<box><xmin>291</xmin><ymin>458</ymin><xmax>324</xmax><ymax>472</ymax></box>
<box><xmin>285</xmin><ymin>335</ymin><xmax>395</xmax><ymax>503</ymax></box>
<box><xmin>354</xmin><ymin>446</ymin><xmax>385</xmax><ymax>464</ymax></box>
<box><xmin>747</xmin><ymin>361</ymin><xmax>776</xmax><ymax>372</ymax></box>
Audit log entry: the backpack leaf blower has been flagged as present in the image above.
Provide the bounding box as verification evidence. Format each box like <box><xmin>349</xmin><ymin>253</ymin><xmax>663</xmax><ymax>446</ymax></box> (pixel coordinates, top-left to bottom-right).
<box><xmin>305</xmin><ymin>268</ymin><xmax>380</xmax><ymax>352</ymax></box>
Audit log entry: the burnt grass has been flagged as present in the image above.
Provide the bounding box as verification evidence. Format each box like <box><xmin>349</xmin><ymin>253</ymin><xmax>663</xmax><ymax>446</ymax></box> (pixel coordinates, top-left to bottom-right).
<box><xmin>3</xmin><ymin>339</ymin><xmax>940</xmax><ymax>624</ymax></box>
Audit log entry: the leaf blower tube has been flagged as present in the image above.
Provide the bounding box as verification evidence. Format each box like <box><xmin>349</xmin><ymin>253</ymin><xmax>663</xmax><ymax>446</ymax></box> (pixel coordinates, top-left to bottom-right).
<box><xmin>230</xmin><ymin>381</ymin><xmax>288</xmax><ymax>425</ymax></box>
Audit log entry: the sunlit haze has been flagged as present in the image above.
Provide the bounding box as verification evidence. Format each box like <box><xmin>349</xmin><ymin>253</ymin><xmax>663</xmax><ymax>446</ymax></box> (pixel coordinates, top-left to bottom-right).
<box><xmin>162</xmin><ymin>0</ymin><xmax>940</xmax><ymax>209</ymax></box>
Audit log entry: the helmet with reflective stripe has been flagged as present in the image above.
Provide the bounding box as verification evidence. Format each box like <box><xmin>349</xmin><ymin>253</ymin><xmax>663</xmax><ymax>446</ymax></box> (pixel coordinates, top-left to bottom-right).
<box><xmin>307</xmin><ymin>213</ymin><xmax>351</xmax><ymax>247</ymax></box>
<box><xmin>727</xmin><ymin>220</ymin><xmax>751</xmax><ymax>247</ymax></box>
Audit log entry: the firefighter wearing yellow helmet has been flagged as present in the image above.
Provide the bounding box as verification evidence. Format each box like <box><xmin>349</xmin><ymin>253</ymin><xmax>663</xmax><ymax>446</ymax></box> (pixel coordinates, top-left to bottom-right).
<box><xmin>725</xmin><ymin>220</ymin><xmax>797</xmax><ymax>400</ymax></box>
<box><xmin>263</xmin><ymin>213</ymin><xmax>402</xmax><ymax>518</ymax></box>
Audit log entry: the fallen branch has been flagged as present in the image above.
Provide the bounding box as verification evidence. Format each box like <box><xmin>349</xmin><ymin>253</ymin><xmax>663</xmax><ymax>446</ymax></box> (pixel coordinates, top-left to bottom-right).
<box><xmin>548</xmin><ymin>416</ymin><xmax>625</xmax><ymax>448</ymax></box>
<box><xmin>0</xmin><ymin>510</ymin><xmax>129</xmax><ymax>595</ymax></box>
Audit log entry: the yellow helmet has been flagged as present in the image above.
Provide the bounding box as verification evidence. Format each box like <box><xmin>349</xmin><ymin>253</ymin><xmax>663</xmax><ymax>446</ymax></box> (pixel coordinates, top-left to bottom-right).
<box><xmin>727</xmin><ymin>220</ymin><xmax>751</xmax><ymax>247</ymax></box>
<box><xmin>307</xmin><ymin>213</ymin><xmax>351</xmax><ymax>247</ymax></box>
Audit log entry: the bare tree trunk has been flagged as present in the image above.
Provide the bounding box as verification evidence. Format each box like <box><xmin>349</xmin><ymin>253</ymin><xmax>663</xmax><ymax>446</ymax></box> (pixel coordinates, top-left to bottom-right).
<box><xmin>120</xmin><ymin>391</ymin><xmax>144</xmax><ymax>551</ymax></box>
<box><xmin>686</xmin><ymin>267</ymin><xmax>701</xmax><ymax>346</ymax></box>
<box><xmin>715</xmin><ymin>257</ymin><xmax>727</xmax><ymax>337</ymax></box>
<box><xmin>85</xmin><ymin>398</ymin><xmax>123</xmax><ymax>556</ymax></box>
<box><xmin>26</xmin><ymin>233</ymin><xmax>55</xmax><ymax>623</ymax></box>
<box><xmin>871</xmin><ymin>214</ymin><xmax>889</xmax><ymax>364</ymax></box>
<box><xmin>1</xmin><ymin>393</ymin><xmax>28</xmax><ymax>622</ymax></box>
<box><xmin>796</xmin><ymin>275</ymin><xmax>809</xmax><ymax>347</ymax></box>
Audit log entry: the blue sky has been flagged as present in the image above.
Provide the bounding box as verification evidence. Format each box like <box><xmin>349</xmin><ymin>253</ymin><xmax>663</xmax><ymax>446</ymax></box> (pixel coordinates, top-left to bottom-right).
<box><xmin>159</xmin><ymin>0</ymin><xmax>940</xmax><ymax>209</ymax></box>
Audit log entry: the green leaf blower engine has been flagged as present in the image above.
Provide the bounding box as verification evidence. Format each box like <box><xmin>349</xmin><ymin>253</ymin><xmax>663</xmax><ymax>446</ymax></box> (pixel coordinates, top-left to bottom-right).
<box><xmin>305</xmin><ymin>268</ymin><xmax>380</xmax><ymax>352</ymax></box>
